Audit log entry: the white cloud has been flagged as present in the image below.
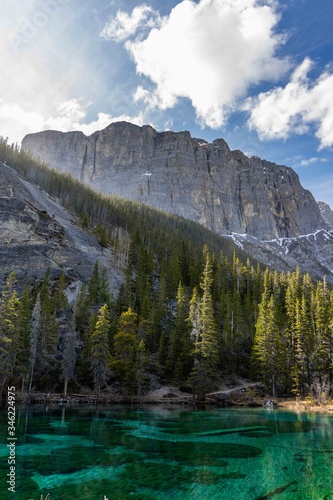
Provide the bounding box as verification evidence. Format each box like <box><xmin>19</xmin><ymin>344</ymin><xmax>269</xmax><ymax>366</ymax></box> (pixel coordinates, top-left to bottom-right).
<box><xmin>245</xmin><ymin>58</ymin><xmax>333</xmax><ymax>149</ymax></box>
<box><xmin>0</xmin><ymin>101</ymin><xmax>45</xmax><ymax>144</ymax></box>
<box><xmin>0</xmin><ymin>1</ymin><xmax>148</xmax><ymax>145</ymax></box>
<box><xmin>100</xmin><ymin>4</ymin><xmax>160</xmax><ymax>42</ymax></box>
<box><xmin>75</xmin><ymin>112</ymin><xmax>145</xmax><ymax>136</ymax></box>
<box><xmin>45</xmin><ymin>99</ymin><xmax>88</xmax><ymax>131</ymax></box>
<box><xmin>0</xmin><ymin>98</ymin><xmax>144</xmax><ymax>144</ymax></box>
<box><xmin>299</xmin><ymin>157</ymin><xmax>328</xmax><ymax>167</ymax></box>
<box><xmin>45</xmin><ymin>99</ymin><xmax>145</xmax><ymax>135</ymax></box>
<box><xmin>114</xmin><ymin>0</ymin><xmax>290</xmax><ymax>129</ymax></box>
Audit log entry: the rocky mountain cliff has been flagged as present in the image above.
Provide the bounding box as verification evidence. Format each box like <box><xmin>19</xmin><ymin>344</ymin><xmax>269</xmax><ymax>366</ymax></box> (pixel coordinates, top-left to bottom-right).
<box><xmin>22</xmin><ymin>122</ymin><xmax>330</xmax><ymax>240</ymax></box>
<box><xmin>227</xmin><ymin>230</ymin><xmax>333</xmax><ymax>283</ymax></box>
<box><xmin>0</xmin><ymin>161</ymin><xmax>122</xmax><ymax>292</ymax></box>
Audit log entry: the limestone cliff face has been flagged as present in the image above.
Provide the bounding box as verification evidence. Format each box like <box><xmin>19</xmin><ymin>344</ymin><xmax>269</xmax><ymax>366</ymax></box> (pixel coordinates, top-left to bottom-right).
<box><xmin>318</xmin><ymin>201</ymin><xmax>333</xmax><ymax>230</ymax></box>
<box><xmin>22</xmin><ymin>122</ymin><xmax>326</xmax><ymax>240</ymax></box>
<box><xmin>0</xmin><ymin>162</ymin><xmax>122</xmax><ymax>292</ymax></box>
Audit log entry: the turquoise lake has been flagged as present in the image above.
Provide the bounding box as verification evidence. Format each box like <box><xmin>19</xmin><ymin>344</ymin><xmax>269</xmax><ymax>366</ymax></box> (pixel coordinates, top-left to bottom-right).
<box><xmin>1</xmin><ymin>405</ymin><xmax>333</xmax><ymax>499</ymax></box>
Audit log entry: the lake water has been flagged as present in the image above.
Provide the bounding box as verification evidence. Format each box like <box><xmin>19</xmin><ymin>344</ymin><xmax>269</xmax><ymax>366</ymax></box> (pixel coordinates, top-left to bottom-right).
<box><xmin>1</xmin><ymin>405</ymin><xmax>333</xmax><ymax>499</ymax></box>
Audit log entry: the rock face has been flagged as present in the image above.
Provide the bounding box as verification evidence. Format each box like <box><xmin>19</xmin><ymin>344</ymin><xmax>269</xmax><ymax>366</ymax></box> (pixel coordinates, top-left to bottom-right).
<box><xmin>22</xmin><ymin>122</ymin><xmax>327</xmax><ymax>240</ymax></box>
<box><xmin>318</xmin><ymin>201</ymin><xmax>333</xmax><ymax>230</ymax></box>
<box><xmin>0</xmin><ymin>161</ymin><xmax>122</xmax><ymax>292</ymax></box>
<box><xmin>228</xmin><ymin>230</ymin><xmax>333</xmax><ymax>284</ymax></box>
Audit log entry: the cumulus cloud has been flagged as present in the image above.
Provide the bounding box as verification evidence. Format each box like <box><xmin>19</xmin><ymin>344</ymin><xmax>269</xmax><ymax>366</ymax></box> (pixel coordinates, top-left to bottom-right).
<box><xmin>100</xmin><ymin>4</ymin><xmax>160</xmax><ymax>42</ymax></box>
<box><xmin>245</xmin><ymin>58</ymin><xmax>333</xmax><ymax>149</ymax></box>
<box><xmin>45</xmin><ymin>99</ymin><xmax>88</xmax><ymax>131</ymax></box>
<box><xmin>0</xmin><ymin>98</ymin><xmax>144</xmax><ymax>144</ymax></box>
<box><xmin>45</xmin><ymin>99</ymin><xmax>144</xmax><ymax>135</ymax></box>
<box><xmin>111</xmin><ymin>0</ymin><xmax>290</xmax><ymax>129</ymax></box>
<box><xmin>0</xmin><ymin>101</ymin><xmax>45</xmax><ymax>144</ymax></box>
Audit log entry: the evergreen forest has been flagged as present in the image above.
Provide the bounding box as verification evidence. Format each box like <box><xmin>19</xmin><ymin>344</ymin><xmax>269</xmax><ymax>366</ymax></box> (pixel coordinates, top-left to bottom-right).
<box><xmin>0</xmin><ymin>138</ymin><xmax>333</xmax><ymax>401</ymax></box>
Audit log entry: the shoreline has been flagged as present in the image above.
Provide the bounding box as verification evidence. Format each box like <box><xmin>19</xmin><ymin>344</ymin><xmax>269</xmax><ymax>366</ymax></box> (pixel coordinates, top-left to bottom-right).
<box><xmin>3</xmin><ymin>390</ymin><xmax>333</xmax><ymax>414</ymax></box>
<box><xmin>273</xmin><ymin>397</ymin><xmax>333</xmax><ymax>414</ymax></box>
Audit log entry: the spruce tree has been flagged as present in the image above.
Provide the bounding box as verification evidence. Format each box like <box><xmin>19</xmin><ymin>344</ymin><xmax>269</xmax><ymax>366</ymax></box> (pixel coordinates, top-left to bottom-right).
<box><xmin>173</xmin><ymin>285</ymin><xmax>193</xmax><ymax>384</ymax></box>
<box><xmin>15</xmin><ymin>283</ymin><xmax>33</xmax><ymax>390</ymax></box>
<box><xmin>189</xmin><ymin>249</ymin><xmax>219</xmax><ymax>400</ymax></box>
<box><xmin>252</xmin><ymin>294</ymin><xmax>284</xmax><ymax>396</ymax></box>
<box><xmin>110</xmin><ymin>307</ymin><xmax>139</xmax><ymax>393</ymax></box>
<box><xmin>88</xmin><ymin>261</ymin><xmax>102</xmax><ymax>305</ymax></box>
<box><xmin>90</xmin><ymin>304</ymin><xmax>111</xmax><ymax>396</ymax></box>
<box><xmin>292</xmin><ymin>294</ymin><xmax>314</xmax><ymax>395</ymax></box>
<box><xmin>284</xmin><ymin>269</ymin><xmax>302</xmax><ymax>391</ymax></box>
<box><xmin>166</xmin><ymin>282</ymin><xmax>189</xmax><ymax>377</ymax></box>
<box><xmin>313</xmin><ymin>279</ymin><xmax>331</xmax><ymax>381</ymax></box>
<box><xmin>0</xmin><ymin>273</ymin><xmax>20</xmax><ymax>393</ymax></box>
<box><xmin>53</xmin><ymin>271</ymin><xmax>68</xmax><ymax>312</ymax></box>
<box><xmin>61</xmin><ymin>312</ymin><xmax>77</xmax><ymax>397</ymax></box>
<box><xmin>39</xmin><ymin>276</ymin><xmax>58</xmax><ymax>379</ymax></box>
<box><xmin>28</xmin><ymin>294</ymin><xmax>41</xmax><ymax>393</ymax></box>
<box><xmin>77</xmin><ymin>311</ymin><xmax>97</xmax><ymax>386</ymax></box>
<box><xmin>74</xmin><ymin>283</ymin><xmax>90</xmax><ymax>335</ymax></box>
<box><xmin>135</xmin><ymin>340</ymin><xmax>149</xmax><ymax>397</ymax></box>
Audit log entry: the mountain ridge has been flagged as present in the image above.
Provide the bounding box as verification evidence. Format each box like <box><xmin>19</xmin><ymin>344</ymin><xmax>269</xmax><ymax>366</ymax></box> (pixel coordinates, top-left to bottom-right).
<box><xmin>22</xmin><ymin>121</ymin><xmax>331</xmax><ymax>240</ymax></box>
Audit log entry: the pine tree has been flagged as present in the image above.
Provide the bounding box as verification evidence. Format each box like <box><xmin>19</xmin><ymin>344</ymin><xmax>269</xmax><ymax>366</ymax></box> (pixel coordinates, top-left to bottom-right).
<box><xmin>15</xmin><ymin>283</ymin><xmax>33</xmax><ymax>390</ymax></box>
<box><xmin>0</xmin><ymin>273</ymin><xmax>20</xmax><ymax>393</ymax></box>
<box><xmin>53</xmin><ymin>271</ymin><xmax>68</xmax><ymax>312</ymax></box>
<box><xmin>284</xmin><ymin>269</ymin><xmax>302</xmax><ymax>391</ymax></box>
<box><xmin>252</xmin><ymin>294</ymin><xmax>285</xmax><ymax>396</ymax></box>
<box><xmin>189</xmin><ymin>286</ymin><xmax>201</xmax><ymax>361</ymax></box>
<box><xmin>90</xmin><ymin>304</ymin><xmax>111</xmax><ymax>396</ymax></box>
<box><xmin>28</xmin><ymin>294</ymin><xmax>41</xmax><ymax>393</ymax></box>
<box><xmin>74</xmin><ymin>283</ymin><xmax>90</xmax><ymax>335</ymax></box>
<box><xmin>61</xmin><ymin>311</ymin><xmax>77</xmax><ymax>397</ymax></box>
<box><xmin>166</xmin><ymin>282</ymin><xmax>189</xmax><ymax>377</ymax></box>
<box><xmin>328</xmin><ymin>291</ymin><xmax>333</xmax><ymax>390</ymax></box>
<box><xmin>116</xmin><ymin>262</ymin><xmax>135</xmax><ymax>312</ymax></box>
<box><xmin>116</xmin><ymin>307</ymin><xmax>138</xmax><ymax>336</ymax></box>
<box><xmin>189</xmin><ymin>248</ymin><xmax>219</xmax><ymax>400</ymax></box>
<box><xmin>198</xmin><ymin>249</ymin><xmax>219</xmax><ymax>363</ymax></box>
<box><xmin>88</xmin><ymin>261</ymin><xmax>102</xmax><ymax>305</ymax></box>
<box><xmin>292</xmin><ymin>294</ymin><xmax>314</xmax><ymax>396</ymax></box>
<box><xmin>313</xmin><ymin>279</ymin><xmax>331</xmax><ymax>381</ymax></box>
<box><xmin>77</xmin><ymin>311</ymin><xmax>96</xmax><ymax>386</ymax></box>
<box><xmin>110</xmin><ymin>307</ymin><xmax>139</xmax><ymax>393</ymax></box>
<box><xmin>100</xmin><ymin>268</ymin><xmax>112</xmax><ymax>305</ymax></box>
<box><xmin>38</xmin><ymin>275</ymin><xmax>59</xmax><ymax>379</ymax></box>
<box><xmin>135</xmin><ymin>340</ymin><xmax>150</xmax><ymax>397</ymax></box>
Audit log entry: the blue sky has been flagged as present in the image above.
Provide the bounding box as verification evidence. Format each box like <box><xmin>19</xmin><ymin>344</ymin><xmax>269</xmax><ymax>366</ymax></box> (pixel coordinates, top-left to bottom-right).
<box><xmin>1</xmin><ymin>0</ymin><xmax>333</xmax><ymax>206</ymax></box>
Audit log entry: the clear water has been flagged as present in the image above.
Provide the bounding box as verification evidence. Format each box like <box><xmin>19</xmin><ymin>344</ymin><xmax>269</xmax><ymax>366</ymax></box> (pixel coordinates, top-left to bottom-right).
<box><xmin>1</xmin><ymin>405</ymin><xmax>333</xmax><ymax>499</ymax></box>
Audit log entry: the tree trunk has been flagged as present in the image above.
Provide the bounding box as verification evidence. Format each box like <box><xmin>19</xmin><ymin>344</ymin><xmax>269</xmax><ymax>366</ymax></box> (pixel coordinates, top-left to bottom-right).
<box><xmin>64</xmin><ymin>378</ymin><xmax>68</xmax><ymax>398</ymax></box>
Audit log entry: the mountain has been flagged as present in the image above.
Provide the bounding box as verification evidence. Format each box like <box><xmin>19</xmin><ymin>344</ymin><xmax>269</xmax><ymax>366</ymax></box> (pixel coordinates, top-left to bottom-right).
<box><xmin>226</xmin><ymin>230</ymin><xmax>333</xmax><ymax>282</ymax></box>
<box><xmin>0</xmin><ymin>161</ymin><xmax>122</xmax><ymax>292</ymax></box>
<box><xmin>1</xmin><ymin>135</ymin><xmax>333</xmax><ymax>400</ymax></box>
<box><xmin>318</xmin><ymin>201</ymin><xmax>333</xmax><ymax>228</ymax></box>
<box><xmin>21</xmin><ymin>121</ymin><xmax>333</xmax><ymax>282</ymax></box>
<box><xmin>22</xmin><ymin>121</ymin><xmax>329</xmax><ymax>240</ymax></box>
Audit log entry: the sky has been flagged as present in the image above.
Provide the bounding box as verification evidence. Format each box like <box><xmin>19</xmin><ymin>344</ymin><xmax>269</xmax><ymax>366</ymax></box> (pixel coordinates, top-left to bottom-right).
<box><xmin>1</xmin><ymin>0</ymin><xmax>333</xmax><ymax>206</ymax></box>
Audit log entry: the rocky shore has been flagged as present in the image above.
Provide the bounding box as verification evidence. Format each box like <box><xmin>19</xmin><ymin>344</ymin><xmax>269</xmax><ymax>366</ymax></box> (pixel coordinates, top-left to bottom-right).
<box><xmin>9</xmin><ymin>383</ymin><xmax>333</xmax><ymax>414</ymax></box>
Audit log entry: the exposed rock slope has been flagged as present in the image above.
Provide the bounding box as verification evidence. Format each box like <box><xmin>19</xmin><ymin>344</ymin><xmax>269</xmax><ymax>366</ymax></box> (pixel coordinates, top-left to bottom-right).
<box><xmin>0</xmin><ymin>161</ymin><xmax>122</xmax><ymax>291</ymax></box>
<box><xmin>227</xmin><ymin>230</ymin><xmax>333</xmax><ymax>283</ymax></box>
<box><xmin>22</xmin><ymin>122</ymin><xmax>327</xmax><ymax>240</ymax></box>
<box><xmin>318</xmin><ymin>201</ymin><xmax>333</xmax><ymax>230</ymax></box>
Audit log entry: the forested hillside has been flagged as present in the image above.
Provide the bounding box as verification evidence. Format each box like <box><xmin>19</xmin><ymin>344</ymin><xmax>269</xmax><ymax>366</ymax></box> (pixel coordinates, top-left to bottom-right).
<box><xmin>0</xmin><ymin>138</ymin><xmax>332</xmax><ymax>401</ymax></box>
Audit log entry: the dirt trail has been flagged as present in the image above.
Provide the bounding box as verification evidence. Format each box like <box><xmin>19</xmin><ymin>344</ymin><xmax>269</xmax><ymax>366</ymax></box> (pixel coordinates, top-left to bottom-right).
<box><xmin>207</xmin><ymin>382</ymin><xmax>261</xmax><ymax>397</ymax></box>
